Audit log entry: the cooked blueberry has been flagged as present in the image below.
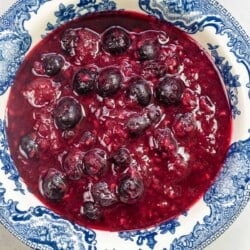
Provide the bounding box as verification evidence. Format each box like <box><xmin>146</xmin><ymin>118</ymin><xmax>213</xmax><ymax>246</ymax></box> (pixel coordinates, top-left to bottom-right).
<box><xmin>63</xmin><ymin>150</ymin><xmax>84</xmax><ymax>180</ymax></box>
<box><xmin>155</xmin><ymin>77</ymin><xmax>185</xmax><ymax>105</ymax></box>
<box><xmin>111</xmin><ymin>147</ymin><xmax>131</xmax><ymax>170</ymax></box>
<box><xmin>137</xmin><ymin>39</ymin><xmax>160</xmax><ymax>61</ymax></box>
<box><xmin>20</xmin><ymin>133</ymin><xmax>39</xmax><ymax>159</ymax></box>
<box><xmin>118</xmin><ymin>175</ymin><xmax>144</xmax><ymax>204</ymax></box>
<box><xmin>97</xmin><ymin>67</ymin><xmax>123</xmax><ymax>97</ymax></box>
<box><xmin>61</xmin><ymin>28</ymin><xmax>78</xmax><ymax>55</ymax></box>
<box><xmin>73</xmin><ymin>68</ymin><xmax>97</xmax><ymax>95</ymax></box>
<box><xmin>92</xmin><ymin>181</ymin><xmax>117</xmax><ymax>207</ymax></box>
<box><xmin>128</xmin><ymin>77</ymin><xmax>152</xmax><ymax>106</ymax></box>
<box><xmin>102</xmin><ymin>26</ymin><xmax>131</xmax><ymax>55</ymax></box>
<box><xmin>54</xmin><ymin>97</ymin><xmax>82</xmax><ymax>130</ymax></box>
<box><xmin>42</xmin><ymin>54</ymin><xmax>64</xmax><ymax>76</ymax></box>
<box><xmin>146</xmin><ymin>105</ymin><xmax>162</xmax><ymax>124</ymax></box>
<box><xmin>83</xmin><ymin>148</ymin><xmax>108</xmax><ymax>176</ymax></box>
<box><xmin>40</xmin><ymin>168</ymin><xmax>68</xmax><ymax>201</ymax></box>
<box><xmin>126</xmin><ymin>114</ymin><xmax>150</xmax><ymax>136</ymax></box>
<box><xmin>82</xmin><ymin>201</ymin><xmax>102</xmax><ymax>221</ymax></box>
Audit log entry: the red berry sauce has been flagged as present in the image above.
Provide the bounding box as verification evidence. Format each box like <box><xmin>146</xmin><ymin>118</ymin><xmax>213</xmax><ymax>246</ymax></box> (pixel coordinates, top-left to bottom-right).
<box><xmin>6</xmin><ymin>11</ymin><xmax>232</xmax><ymax>231</ymax></box>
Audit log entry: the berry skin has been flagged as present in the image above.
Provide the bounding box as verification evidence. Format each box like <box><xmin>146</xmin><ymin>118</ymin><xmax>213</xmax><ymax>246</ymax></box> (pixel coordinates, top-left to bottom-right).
<box><xmin>97</xmin><ymin>67</ymin><xmax>123</xmax><ymax>97</ymax></box>
<box><xmin>92</xmin><ymin>181</ymin><xmax>117</xmax><ymax>207</ymax></box>
<box><xmin>19</xmin><ymin>133</ymin><xmax>39</xmax><ymax>159</ymax></box>
<box><xmin>83</xmin><ymin>148</ymin><xmax>108</xmax><ymax>176</ymax></box>
<box><xmin>40</xmin><ymin>168</ymin><xmax>68</xmax><ymax>201</ymax></box>
<box><xmin>128</xmin><ymin>77</ymin><xmax>152</xmax><ymax>106</ymax></box>
<box><xmin>118</xmin><ymin>175</ymin><xmax>144</xmax><ymax>204</ymax></box>
<box><xmin>126</xmin><ymin>114</ymin><xmax>150</xmax><ymax>136</ymax></box>
<box><xmin>137</xmin><ymin>39</ymin><xmax>160</xmax><ymax>61</ymax></box>
<box><xmin>61</xmin><ymin>28</ymin><xmax>79</xmax><ymax>55</ymax></box>
<box><xmin>82</xmin><ymin>201</ymin><xmax>103</xmax><ymax>221</ymax></box>
<box><xmin>63</xmin><ymin>150</ymin><xmax>84</xmax><ymax>180</ymax></box>
<box><xmin>54</xmin><ymin>97</ymin><xmax>83</xmax><ymax>130</ymax></box>
<box><xmin>102</xmin><ymin>26</ymin><xmax>131</xmax><ymax>55</ymax></box>
<box><xmin>42</xmin><ymin>54</ymin><xmax>64</xmax><ymax>76</ymax></box>
<box><xmin>73</xmin><ymin>68</ymin><xmax>97</xmax><ymax>95</ymax></box>
<box><xmin>146</xmin><ymin>105</ymin><xmax>162</xmax><ymax>124</ymax></box>
<box><xmin>155</xmin><ymin>77</ymin><xmax>185</xmax><ymax>105</ymax></box>
<box><xmin>111</xmin><ymin>147</ymin><xmax>131</xmax><ymax>171</ymax></box>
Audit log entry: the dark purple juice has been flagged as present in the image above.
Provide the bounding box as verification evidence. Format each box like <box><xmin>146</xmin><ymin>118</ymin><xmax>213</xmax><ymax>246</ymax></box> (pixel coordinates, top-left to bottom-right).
<box><xmin>6</xmin><ymin>11</ymin><xmax>232</xmax><ymax>231</ymax></box>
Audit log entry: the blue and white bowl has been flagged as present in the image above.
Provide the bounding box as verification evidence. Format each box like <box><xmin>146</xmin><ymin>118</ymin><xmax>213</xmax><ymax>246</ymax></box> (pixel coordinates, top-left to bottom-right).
<box><xmin>0</xmin><ymin>1</ymin><xmax>249</xmax><ymax>249</ymax></box>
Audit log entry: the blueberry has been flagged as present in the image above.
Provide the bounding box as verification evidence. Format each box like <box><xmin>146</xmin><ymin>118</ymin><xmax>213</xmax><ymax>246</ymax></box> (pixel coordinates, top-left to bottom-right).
<box><xmin>73</xmin><ymin>68</ymin><xmax>97</xmax><ymax>95</ymax></box>
<box><xmin>54</xmin><ymin>97</ymin><xmax>82</xmax><ymax>130</ymax></box>
<box><xmin>82</xmin><ymin>201</ymin><xmax>102</xmax><ymax>221</ymax></box>
<box><xmin>128</xmin><ymin>77</ymin><xmax>152</xmax><ymax>106</ymax></box>
<box><xmin>61</xmin><ymin>28</ymin><xmax>78</xmax><ymax>55</ymax></box>
<box><xmin>118</xmin><ymin>175</ymin><xmax>144</xmax><ymax>204</ymax></box>
<box><xmin>92</xmin><ymin>181</ymin><xmax>117</xmax><ymax>207</ymax></box>
<box><xmin>20</xmin><ymin>133</ymin><xmax>39</xmax><ymax>159</ymax></box>
<box><xmin>137</xmin><ymin>39</ymin><xmax>160</xmax><ymax>61</ymax></box>
<box><xmin>40</xmin><ymin>168</ymin><xmax>68</xmax><ymax>201</ymax></box>
<box><xmin>83</xmin><ymin>148</ymin><xmax>108</xmax><ymax>176</ymax></box>
<box><xmin>146</xmin><ymin>105</ymin><xmax>162</xmax><ymax>124</ymax></box>
<box><xmin>97</xmin><ymin>67</ymin><xmax>123</xmax><ymax>97</ymax></box>
<box><xmin>111</xmin><ymin>147</ymin><xmax>131</xmax><ymax>171</ymax></box>
<box><xmin>63</xmin><ymin>150</ymin><xmax>84</xmax><ymax>180</ymax></box>
<box><xmin>42</xmin><ymin>54</ymin><xmax>64</xmax><ymax>76</ymax></box>
<box><xmin>155</xmin><ymin>77</ymin><xmax>185</xmax><ymax>105</ymax></box>
<box><xmin>102</xmin><ymin>26</ymin><xmax>131</xmax><ymax>55</ymax></box>
<box><xmin>126</xmin><ymin>114</ymin><xmax>150</xmax><ymax>136</ymax></box>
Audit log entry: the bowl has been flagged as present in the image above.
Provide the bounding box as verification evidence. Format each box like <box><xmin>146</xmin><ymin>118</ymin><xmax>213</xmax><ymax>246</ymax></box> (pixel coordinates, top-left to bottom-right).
<box><xmin>0</xmin><ymin>0</ymin><xmax>249</xmax><ymax>249</ymax></box>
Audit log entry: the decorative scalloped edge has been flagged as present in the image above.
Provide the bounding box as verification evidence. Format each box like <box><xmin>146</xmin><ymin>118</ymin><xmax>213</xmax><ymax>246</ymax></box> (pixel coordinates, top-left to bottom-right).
<box><xmin>0</xmin><ymin>0</ymin><xmax>249</xmax><ymax>250</ymax></box>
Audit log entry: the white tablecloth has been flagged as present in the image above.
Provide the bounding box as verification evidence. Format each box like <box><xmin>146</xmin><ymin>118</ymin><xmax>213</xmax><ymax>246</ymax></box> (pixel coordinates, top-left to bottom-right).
<box><xmin>0</xmin><ymin>1</ymin><xmax>249</xmax><ymax>249</ymax></box>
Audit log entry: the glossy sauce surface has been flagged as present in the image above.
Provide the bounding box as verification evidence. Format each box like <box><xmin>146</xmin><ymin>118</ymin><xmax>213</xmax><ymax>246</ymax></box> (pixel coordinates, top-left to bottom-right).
<box><xmin>6</xmin><ymin>11</ymin><xmax>232</xmax><ymax>231</ymax></box>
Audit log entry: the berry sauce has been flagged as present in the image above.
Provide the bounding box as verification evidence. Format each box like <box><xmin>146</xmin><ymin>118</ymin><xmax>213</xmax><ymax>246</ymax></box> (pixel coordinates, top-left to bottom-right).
<box><xmin>6</xmin><ymin>11</ymin><xmax>232</xmax><ymax>231</ymax></box>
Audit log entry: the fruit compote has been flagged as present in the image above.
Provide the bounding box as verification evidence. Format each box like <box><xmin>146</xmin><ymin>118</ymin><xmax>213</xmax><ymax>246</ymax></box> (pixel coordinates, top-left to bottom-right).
<box><xmin>6</xmin><ymin>11</ymin><xmax>232</xmax><ymax>231</ymax></box>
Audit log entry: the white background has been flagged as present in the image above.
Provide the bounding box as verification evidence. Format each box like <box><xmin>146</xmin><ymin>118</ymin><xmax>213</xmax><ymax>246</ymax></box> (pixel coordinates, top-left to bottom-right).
<box><xmin>0</xmin><ymin>1</ymin><xmax>249</xmax><ymax>249</ymax></box>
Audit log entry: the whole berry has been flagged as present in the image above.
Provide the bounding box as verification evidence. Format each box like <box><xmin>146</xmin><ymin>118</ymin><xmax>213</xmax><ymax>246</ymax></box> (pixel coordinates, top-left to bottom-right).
<box><xmin>82</xmin><ymin>201</ymin><xmax>102</xmax><ymax>221</ymax></box>
<box><xmin>54</xmin><ymin>97</ymin><xmax>83</xmax><ymax>130</ymax></box>
<box><xmin>83</xmin><ymin>148</ymin><xmax>108</xmax><ymax>176</ymax></box>
<box><xmin>137</xmin><ymin>39</ymin><xmax>160</xmax><ymax>61</ymax></box>
<box><xmin>118</xmin><ymin>175</ymin><xmax>144</xmax><ymax>204</ymax></box>
<box><xmin>97</xmin><ymin>67</ymin><xmax>123</xmax><ymax>97</ymax></box>
<box><xmin>126</xmin><ymin>114</ymin><xmax>150</xmax><ymax>136</ymax></box>
<box><xmin>40</xmin><ymin>168</ymin><xmax>68</xmax><ymax>201</ymax></box>
<box><xmin>128</xmin><ymin>77</ymin><xmax>152</xmax><ymax>106</ymax></box>
<box><xmin>92</xmin><ymin>181</ymin><xmax>117</xmax><ymax>207</ymax></box>
<box><xmin>102</xmin><ymin>26</ymin><xmax>131</xmax><ymax>55</ymax></box>
<box><xmin>42</xmin><ymin>54</ymin><xmax>64</xmax><ymax>76</ymax></box>
<box><xmin>73</xmin><ymin>68</ymin><xmax>97</xmax><ymax>95</ymax></box>
<box><xmin>155</xmin><ymin>77</ymin><xmax>185</xmax><ymax>105</ymax></box>
<box><xmin>19</xmin><ymin>133</ymin><xmax>39</xmax><ymax>159</ymax></box>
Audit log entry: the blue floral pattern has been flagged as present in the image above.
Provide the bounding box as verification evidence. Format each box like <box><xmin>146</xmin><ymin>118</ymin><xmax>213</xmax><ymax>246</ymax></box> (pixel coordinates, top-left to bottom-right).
<box><xmin>207</xmin><ymin>43</ymin><xmax>241</xmax><ymax>118</ymax></box>
<box><xmin>0</xmin><ymin>0</ymin><xmax>249</xmax><ymax>249</ymax></box>
<box><xmin>162</xmin><ymin>0</ymin><xmax>201</xmax><ymax>14</ymax></box>
<box><xmin>46</xmin><ymin>0</ymin><xmax>116</xmax><ymax>32</ymax></box>
<box><xmin>119</xmin><ymin>219</ymin><xmax>180</xmax><ymax>249</ymax></box>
